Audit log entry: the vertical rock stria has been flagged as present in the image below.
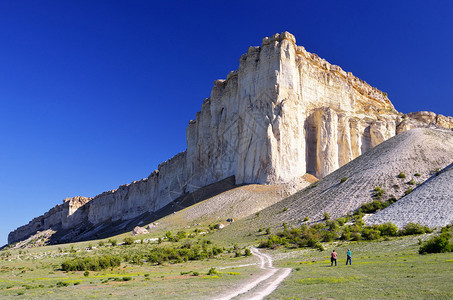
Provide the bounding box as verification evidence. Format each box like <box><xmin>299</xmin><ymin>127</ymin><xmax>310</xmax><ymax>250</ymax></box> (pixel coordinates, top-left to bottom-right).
<box><xmin>8</xmin><ymin>32</ymin><xmax>453</xmax><ymax>245</ymax></box>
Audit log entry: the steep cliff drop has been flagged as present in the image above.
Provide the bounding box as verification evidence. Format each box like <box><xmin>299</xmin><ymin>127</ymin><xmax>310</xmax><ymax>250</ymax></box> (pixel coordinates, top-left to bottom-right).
<box><xmin>8</xmin><ymin>32</ymin><xmax>453</xmax><ymax>246</ymax></box>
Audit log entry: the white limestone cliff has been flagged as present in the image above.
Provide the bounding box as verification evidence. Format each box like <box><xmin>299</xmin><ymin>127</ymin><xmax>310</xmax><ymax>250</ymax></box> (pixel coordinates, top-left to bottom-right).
<box><xmin>8</xmin><ymin>32</ymin><xmax>453</xmax><ymax>245</ymax></box>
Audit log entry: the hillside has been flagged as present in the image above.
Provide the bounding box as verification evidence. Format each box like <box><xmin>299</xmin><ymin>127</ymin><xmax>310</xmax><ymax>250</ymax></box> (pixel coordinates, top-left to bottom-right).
<box><xmin>142</xmin><ymin>174</ymin><xmax>316</xmax><ymax>235</ymax></box>
<box><xmin>367</xmin><ymin>162</ymin><xmax>453</xmax><ymax>228</ymax></box>
<box><xmin>213</xmin><ymin>128</ymin><xmax>453</xmax><ymax>243</ymax></box>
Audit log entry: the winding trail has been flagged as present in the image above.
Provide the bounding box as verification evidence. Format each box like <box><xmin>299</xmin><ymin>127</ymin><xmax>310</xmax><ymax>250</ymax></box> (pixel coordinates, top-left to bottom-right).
<box><xmin>215</xmin><ymin>248</ymin><xmax>291</xmax><ymax>300</ymax></box>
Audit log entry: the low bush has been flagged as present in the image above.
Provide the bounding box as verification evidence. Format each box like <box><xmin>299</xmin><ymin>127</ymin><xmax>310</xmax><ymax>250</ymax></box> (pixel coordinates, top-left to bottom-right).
<box><xmin>62</xmin><ymin>255</ymin><xmax>121</xmax><ymax>272</ymax></box>
<box><xmin>419</xmin><ymin>232</ymin><xmax>452</xmax><ymax>254</ymax></box>
<box><xmin>146</xmin><ymin>242</ymin><xmax>224</xmax><ymax>264</ymax></box>
<box><xmin>56</xmin><ymin>281</ymin><xmax>69</xmax><ymax>287</ymax></box>
<box><xmin>259</xmin><ymin>218</ymin><xmax>431</xmax><ymax>249</ymax></box>
<box><xmin>373</xmin><ymin>186</ymin><xmax>385</xmax><ymax>199</ymax></box>
<box><xmin>399</xmin><ymin>223</ymin><xmax>432</xmax><ymax>236</ymax></box>
<box><xmin>123</xmin><ymin>237</ymin><xmax>134</xmax><ymax>245</ymax></box>
<box><xmin>398</xmin><ymin>172</ymin><xmax>406</xmax><ymax>179</ymax></box>
<box><xmin>378</xmin><ymin>222</ymin><xmax>398</xmax><ymax>236</ymax></box>
<box><xmin>359</xmin><ymin>200</ymin><xmax>390</xmax><ymax>214</ymax></box>
<box><xmin>362</xmin><ymin>227</ymin><xmax>381</xmax><ymax>240</ymax></box>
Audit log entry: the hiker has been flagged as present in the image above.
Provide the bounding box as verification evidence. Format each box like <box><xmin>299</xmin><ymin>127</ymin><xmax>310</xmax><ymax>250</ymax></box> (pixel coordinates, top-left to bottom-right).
<box><xmin>346</xmin><ymin>249</ymin><xmax>352</xmax><ymax>265</ymax></box>
<box><xmin>331</xmin><ymin>250</ymin><xmax>338</xmax><ymax>266</ymax></box>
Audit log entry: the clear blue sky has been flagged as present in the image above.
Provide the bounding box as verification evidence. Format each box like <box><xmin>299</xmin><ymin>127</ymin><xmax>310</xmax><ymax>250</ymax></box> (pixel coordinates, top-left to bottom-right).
<box><xmin>1</xmin><ymin>1</ymin><xmax>452</xmax><ymax>245</ymax></box>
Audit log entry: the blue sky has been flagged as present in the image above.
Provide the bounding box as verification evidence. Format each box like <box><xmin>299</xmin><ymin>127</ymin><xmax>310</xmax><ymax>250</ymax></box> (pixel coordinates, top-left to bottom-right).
<box><xmin>1</xmin><ymin>1</ymin><xmax>452</xmax><ymax>245</ymax></box>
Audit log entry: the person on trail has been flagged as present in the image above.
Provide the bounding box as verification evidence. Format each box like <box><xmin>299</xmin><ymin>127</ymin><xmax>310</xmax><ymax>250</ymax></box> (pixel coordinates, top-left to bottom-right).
<box><xmin>331</xmin><ymin>250</ymin><xmax>338</xmax><ymax>266</ymax></box>
<box><xmin>346</xmin><ymin>249</ymin><xmax>352</xmax><ymax>265</ymax></box>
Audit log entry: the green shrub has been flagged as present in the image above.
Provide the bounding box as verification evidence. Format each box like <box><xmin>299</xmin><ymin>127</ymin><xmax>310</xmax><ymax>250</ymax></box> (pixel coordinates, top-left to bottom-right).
<box><xmin>362</xmin><ymin>227</ymin><xmax>381</xmax><ymax>240</ymax></box>
<box><xmin>322</xmin><ymin>231</ymin><xmax>339</xmax><ymax>242</ymax></box>
<box><xmin>373</xmin><ymin>187</ymin><xmax>385</xmax><ymax>199</ymax></box>
<box><xmin>84</xmin><ymin>270</ymin><xmax>89</xmax><ymax>277</ymax></box>
<box><xmin>399</xmin><ymin>223</ymin><xmax>431</xmax><ymax>235</ymax></box>
<box><xmin>419</xmin><ymin>232</ymin><xmax>452</xmax><ymax>254</ymax></box>
<box><xmin>404</xmin><ymin>188</ymin><xmax>413</xmax><ymax>195</ymax></box>
<box><xmin>108</xmin><ymin>239</ymin><xmax>117</xmax><ymax>246</ymax></box>
<box><xmin>407</xmin><ymin>179</ymin><xmax>415</xmax><ymax>185</ymax></box>
<box><xmin>388</xmin><ymin>196</ymin><xmax>397</xmax><ymax>203</ymax></box>
<box><xmin>360</xmin><ymin>200</ymin><xmax>389</xmax><ymax>214</ymax></box>
<box><xmin>351</xmin><ymin>232</ymin><xmax>362</xmax><ymax>241</ymax></box>
<box><xmin>337</xmin><ymin>217</ymin><xmax>348</xmax><ymax>226</ymax></box>
<box><xmin>340</xmin><ymin>177</ymin><xmax>348</xmax><ymax>183</ymax></box>
<box><xmin>98</xmin><ymin>241</ymin><xmax>105</xmax><ymax>247</ymax></box>
<box><xmin>323</xmin><ymin>212</ymin><xmax>330</xmax><ymax>220</ymax></box>
<box><xmin>123</xmin><ymin>237</ymin><xmax>134</xmax><ymax>245</ymax></box>
<box><xmin>414</xmin><ymin>173</ymin><xmax>421</xmax><ymax>177</ymax></box>
<box><xmin>176</xmin><ymin>231</ymin><xmax>187</xmax><ymax>240</ymax></box>
<box><xmin>192</xmin><ymin>272</ymin><xmax>199</xmax><ymax>276</ymax></box>
<box><xmin>378</xmin><ymin>222</ymin><xmax>398</xmax><ymax>236</ymax></box>
<box><xmin>56</xmin><ymin>281</ymin><xmax>69</xmax><ymax>287</ymax></box>
<box><xmin>207</xmin><ymin>267</ymin><xmax>218</xmax><ymax>275</ymax></box>
<box><xmin>146</xmin><ymin>242</ymin><xmax>224</xmax><ymax>264</ymax></box>
<box><xmin>314</xmin><ymin>242</ymin><xmax>324</xmax><ymax>251</ymax></box>
<box><xmin>303</xmin><ymin>216</ymin><xmax>309</xmax><ymax>222</ymax></box>
<box><xmin>265</xmin><ymin>228</ymin><xmax>271</xmax><ymax>235</ymax></box>
<box><xmin>62</xmin><ymin>255</ymin><xmax>121</xmax><ymax>272</ymax></box>
<box><xmin>398</xmin><ymin>172</ymin><xmax>406</xmax><ymax>179</ymax></box>
<box><xmin>340</xmin><ymin>232</ymin><xmax>351</xmax><ymax>240</ymax></box>
<box><xmin>244</xmin><ymin>248</ymin><xmax>252</xmax><ymax>256</ymax></box>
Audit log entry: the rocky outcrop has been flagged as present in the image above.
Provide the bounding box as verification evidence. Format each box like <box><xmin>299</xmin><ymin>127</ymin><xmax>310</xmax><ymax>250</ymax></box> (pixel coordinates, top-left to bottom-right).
<box><xmin>132</xmin><ymin>226</ymin><xmax>149</xmax><ymax>236</ymax></box>
<box><xmin>8</xmin><ymin>32</ymin><xmax>453</xmax><ymax>245</ymax></box>
<box><xmin>8</xmin><ymin>196</ymin><xmax>91</xmax><ymax>244</ymax></box>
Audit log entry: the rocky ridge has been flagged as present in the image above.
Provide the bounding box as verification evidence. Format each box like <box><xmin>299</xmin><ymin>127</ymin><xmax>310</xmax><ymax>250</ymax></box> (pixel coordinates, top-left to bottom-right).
<box><xmin>8</xmin><ymin>32</ymin><xmax>453</xmax><ymax>245</ymax></box>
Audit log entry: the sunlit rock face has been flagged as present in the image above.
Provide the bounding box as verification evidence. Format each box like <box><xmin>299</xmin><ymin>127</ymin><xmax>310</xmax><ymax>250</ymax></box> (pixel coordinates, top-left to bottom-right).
<box><xmin>8</xmin><ymin>32</ymin><xmax>453</xmax><ymax>245</ymax></box>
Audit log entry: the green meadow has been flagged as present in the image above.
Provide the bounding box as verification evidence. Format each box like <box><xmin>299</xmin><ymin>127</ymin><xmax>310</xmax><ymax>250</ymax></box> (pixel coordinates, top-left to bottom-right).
<box><xmin>1</xmin><ymin>227</ymin><xmax>452</xmax><ymax>299</ymax></box>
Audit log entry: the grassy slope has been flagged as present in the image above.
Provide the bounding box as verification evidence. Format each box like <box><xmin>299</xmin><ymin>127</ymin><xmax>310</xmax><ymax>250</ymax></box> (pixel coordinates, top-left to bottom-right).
<box><xmin>268</xmin><ymin>235</ymin><xmax>453</xmax><ymax>299</ymax></box>
<box><xmin>1</xmin><ymin>232</ymin><xmax>452</xmax><ymax>299</ymax></box>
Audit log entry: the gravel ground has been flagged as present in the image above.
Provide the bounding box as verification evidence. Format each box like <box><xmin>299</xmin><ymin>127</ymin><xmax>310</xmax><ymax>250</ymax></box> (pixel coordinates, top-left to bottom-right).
<box><xmin>367</xmin><ymin>162</ymin><xmax>453</xmax><ymax>228</ymax></box>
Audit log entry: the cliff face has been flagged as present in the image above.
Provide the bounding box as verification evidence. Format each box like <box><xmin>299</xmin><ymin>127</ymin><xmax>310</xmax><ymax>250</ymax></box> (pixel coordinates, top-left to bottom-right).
<box><xmin>8</xmin><ymin>32</ymin><xmax>453</xmax><ymax>245</ymax></box>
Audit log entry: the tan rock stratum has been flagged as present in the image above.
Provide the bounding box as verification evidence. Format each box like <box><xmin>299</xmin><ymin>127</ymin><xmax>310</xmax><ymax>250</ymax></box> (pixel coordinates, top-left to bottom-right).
<box><xmin>8</xmin><ymin>32</ymin><xmax>453</xmax><ymax>245</ymax></box>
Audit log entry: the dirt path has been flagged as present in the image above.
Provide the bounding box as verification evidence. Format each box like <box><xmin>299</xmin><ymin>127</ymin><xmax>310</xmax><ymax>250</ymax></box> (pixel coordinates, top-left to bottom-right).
<box><xmin>215</xmin><ymin>247</ymin><xmax>291</xmax><ymax>300</ymax></box>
